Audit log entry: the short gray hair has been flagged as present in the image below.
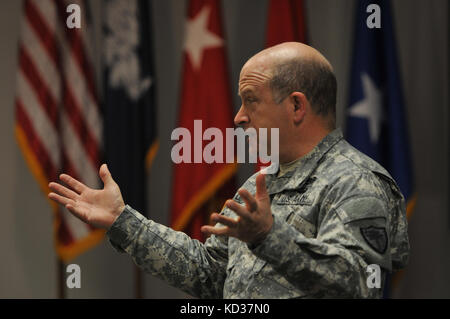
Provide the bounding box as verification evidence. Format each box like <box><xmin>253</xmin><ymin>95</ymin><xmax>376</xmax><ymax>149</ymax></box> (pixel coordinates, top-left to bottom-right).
<box><xmin>269</xmin><ymin>58</ymin><xmax>337</xmax><ymax>126</ymax></box>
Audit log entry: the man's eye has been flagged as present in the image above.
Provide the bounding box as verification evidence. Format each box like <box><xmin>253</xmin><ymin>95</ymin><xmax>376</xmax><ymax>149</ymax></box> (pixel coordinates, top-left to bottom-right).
<box><xmin>245</xmin><ymin>97</ymin><xmax>256</xmax><ymax>103</ymax></box>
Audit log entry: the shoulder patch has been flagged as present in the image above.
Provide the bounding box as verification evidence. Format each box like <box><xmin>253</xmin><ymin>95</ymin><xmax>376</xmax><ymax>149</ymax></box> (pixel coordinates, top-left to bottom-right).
<box><xmin>360</xmin><ymin>226</ymin><xmax>388</xmax><ymax>254</ymax></box>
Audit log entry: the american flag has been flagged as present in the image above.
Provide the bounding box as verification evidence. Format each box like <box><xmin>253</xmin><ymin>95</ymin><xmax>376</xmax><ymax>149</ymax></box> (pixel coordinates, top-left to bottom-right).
<box><xmin>15</xmin><ymin>0</ymin><xmax>104</xmax><ymax>262</ymax></box>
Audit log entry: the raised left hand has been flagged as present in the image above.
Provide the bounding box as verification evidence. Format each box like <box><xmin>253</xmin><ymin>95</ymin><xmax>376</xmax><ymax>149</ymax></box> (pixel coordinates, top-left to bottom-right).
<box><xmin>48</xmin><ymin>164</ymin><xmax>125</xmax><ymax>229</ymax></box>
<box><xmin>201</xmin><ymin>173</ymin><xmax>273</xmax><ymax>245</ymax></box>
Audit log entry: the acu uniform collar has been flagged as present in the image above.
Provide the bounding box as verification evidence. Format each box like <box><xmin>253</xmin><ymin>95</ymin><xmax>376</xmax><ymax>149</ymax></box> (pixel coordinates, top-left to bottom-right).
<box><xmin>264</xmin><ymin>128</ymin><xmax>344</xmax><ymax>196</ymax></box>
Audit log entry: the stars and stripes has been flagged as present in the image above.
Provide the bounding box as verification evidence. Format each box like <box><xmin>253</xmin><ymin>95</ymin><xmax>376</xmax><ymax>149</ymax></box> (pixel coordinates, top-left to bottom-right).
<box><xmin>15</xmin><ymin>0</ymin><xmax>104</xmax><ymax>262</ymax></box>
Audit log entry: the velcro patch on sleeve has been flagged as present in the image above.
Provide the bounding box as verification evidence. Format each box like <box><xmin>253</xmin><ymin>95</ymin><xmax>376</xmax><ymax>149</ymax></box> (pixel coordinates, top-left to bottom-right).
<box><xmin>360</xmin><ymin>226</ymin><xmax>388</xmax><ymax>254</ymax></box>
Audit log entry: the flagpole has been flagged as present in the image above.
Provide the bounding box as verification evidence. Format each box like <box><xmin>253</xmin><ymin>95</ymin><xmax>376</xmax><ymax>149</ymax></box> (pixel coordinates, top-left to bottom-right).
<box><xmin>135</xmin><ymin>265</ymin><xmax>143</xmax><ymax>299</ymax></box>
<box><xmin>448</xmin><ymin>0</ymin><xmax>450</xmax><ymax>229</ymax></box>
<box><xmin>58</xmin><ymin>258</ymin><xmax>66</xmax><ymax>299</ymax></box>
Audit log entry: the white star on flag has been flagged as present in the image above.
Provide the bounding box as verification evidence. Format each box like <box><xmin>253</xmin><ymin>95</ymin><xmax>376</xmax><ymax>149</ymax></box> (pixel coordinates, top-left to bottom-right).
<box><xmin>349</xmin><ymin>73</ymin><xmax>384</xmax><ymax>144</ymax></box>
<box><xmin>184</xmin><ymin>5</ymin><xmax>223</xmax><ymax>70</ymax></box>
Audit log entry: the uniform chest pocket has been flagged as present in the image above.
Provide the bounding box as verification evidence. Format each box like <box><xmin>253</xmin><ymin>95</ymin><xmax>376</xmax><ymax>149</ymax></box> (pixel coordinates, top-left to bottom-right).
<box><xmin>286</xmin><ymin>211</ymin><xmax>317</xmax><ymax>238</ymax></box>
<box><xmin>272</xmin><ymin>191</ymin><xmax>317</xmax><ymax>238</ymax></box>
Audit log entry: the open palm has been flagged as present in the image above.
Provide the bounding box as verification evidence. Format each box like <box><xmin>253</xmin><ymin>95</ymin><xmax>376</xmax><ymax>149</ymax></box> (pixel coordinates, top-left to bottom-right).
<box><xmin>48</xmin><ymin>164</ymin><xmax>125</xmax><ymax>229</ymax></box>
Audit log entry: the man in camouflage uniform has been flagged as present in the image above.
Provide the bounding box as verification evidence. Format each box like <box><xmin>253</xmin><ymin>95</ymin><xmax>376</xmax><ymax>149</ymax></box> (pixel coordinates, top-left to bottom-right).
<box><xmin>48</xmin><ymin>42</ymin><xmax>409</xmax><ymax>298</ymax></box>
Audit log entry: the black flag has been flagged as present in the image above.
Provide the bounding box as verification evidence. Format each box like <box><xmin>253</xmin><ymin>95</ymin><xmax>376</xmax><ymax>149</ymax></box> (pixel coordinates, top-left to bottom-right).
<box><xmin>103</xmin><ymin>0</ymin><xmax>157</xmax><ymax>215</ymax></box>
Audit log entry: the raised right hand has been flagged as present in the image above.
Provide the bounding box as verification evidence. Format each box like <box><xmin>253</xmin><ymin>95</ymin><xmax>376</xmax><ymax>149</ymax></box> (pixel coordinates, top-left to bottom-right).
<box><xmin>48</xmin><ymin>164</ymin><xmax>125</xmax><ymax>229</ymax></box>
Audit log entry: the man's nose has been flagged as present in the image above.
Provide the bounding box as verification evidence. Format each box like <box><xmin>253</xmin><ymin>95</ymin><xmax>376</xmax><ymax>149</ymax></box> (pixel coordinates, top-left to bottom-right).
<box><xmin>234</xmin><ymin>106</ymin><xmax>249</xmax><ymax>127</ymax></box>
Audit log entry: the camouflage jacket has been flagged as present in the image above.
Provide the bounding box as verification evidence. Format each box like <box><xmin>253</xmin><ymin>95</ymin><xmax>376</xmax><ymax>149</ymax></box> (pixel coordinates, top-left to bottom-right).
<box><xmin>106</xmin><ymin>128</ymin><xmax>410</xmax><ymax>298</ymax></box>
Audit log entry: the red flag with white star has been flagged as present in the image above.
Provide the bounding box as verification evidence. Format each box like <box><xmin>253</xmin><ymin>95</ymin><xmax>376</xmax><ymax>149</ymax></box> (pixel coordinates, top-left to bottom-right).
<box><xmin>170</xmin><ymin>0</ymin><xmax>237</xmax><ymax>241</ymax></box>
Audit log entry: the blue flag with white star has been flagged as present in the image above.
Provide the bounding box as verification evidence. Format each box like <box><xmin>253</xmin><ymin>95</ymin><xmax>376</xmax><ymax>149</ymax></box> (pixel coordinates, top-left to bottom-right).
<box><xmin>345</xmin><ymin>0</ymin><xmax>415</xmax><ymax>296</ymax></box>
<box><xmin>346</xmin><ymin>0</ymin><xmax>414</xmax><ymax>205</ymax></box>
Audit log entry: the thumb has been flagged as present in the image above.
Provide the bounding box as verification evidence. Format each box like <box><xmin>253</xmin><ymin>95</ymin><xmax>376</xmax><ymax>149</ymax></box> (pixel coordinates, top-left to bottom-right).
<box><xmin>255</xmin><ymin>173</ymin><xmax>269</xmax><ymax>201</ymax></box>
<box><xmin>99</xmin><ymin>164</ymin><xmax>114</xmax><ymax>187</ymax></box>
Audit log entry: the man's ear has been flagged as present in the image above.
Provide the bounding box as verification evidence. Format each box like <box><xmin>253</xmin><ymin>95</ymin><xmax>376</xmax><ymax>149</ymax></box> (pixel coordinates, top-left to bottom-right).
<box><xmin>290</xmin><ymin>92</ymin><xmax>307</xmax><ymax>124</ymax></box>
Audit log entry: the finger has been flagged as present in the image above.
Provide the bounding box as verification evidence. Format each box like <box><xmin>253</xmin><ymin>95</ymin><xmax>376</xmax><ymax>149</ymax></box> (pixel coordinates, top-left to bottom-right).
<box><xmin>49</xmin><ymin>182</ymin><xmax>79</xmax><ymax>201</ymax></box>
<box><xmin>238</xmin><ymin>189</ymin><xmax>257</xmax><ymax>213</ymax></box>
<box><xmin>99</xmin><ymin>164</ymin><xmax>114</xmax><ymax>188</ymax></box>
<box><xmin>210</xmin><ymin>213</ymin><xmax>239</xmax><ymax>228</ymax></box>
<box><xmin>225</xmin><ymin>200</ymin><xmax>251</xmax><ymax>220</ymax></box>
<box><xmin>59</xmin><ymin>174</ymin><xmax>87</xmax><ymax>194</ymax></box>
<box><xmin>48</xmin><ymin>192</ymin><xmax>75</xmax><ymax>207</ymax></box>
<box><xmin>255</xmin><ymin>173</ymin><xmax>269</xmax><ymax>201</ymax></box>
<box><xmin>201</xmin><ymin>225</ymin><xmax>235</xmax><ymax>237</ymax></box>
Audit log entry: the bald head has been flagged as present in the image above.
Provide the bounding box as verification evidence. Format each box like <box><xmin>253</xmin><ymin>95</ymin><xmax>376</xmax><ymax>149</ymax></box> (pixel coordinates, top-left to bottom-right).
<box><xmin>242</xmin><ymin>42</ymin><xmax>337</xmax><ymax>128</ymax></box>
<box><xmin>244</xmin><ymin>42</ymin><xmax>332</xmax><ymax>71</ymax></box>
